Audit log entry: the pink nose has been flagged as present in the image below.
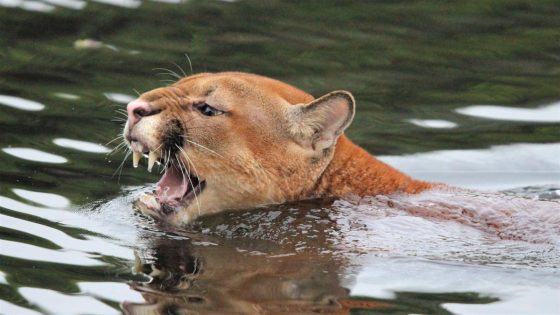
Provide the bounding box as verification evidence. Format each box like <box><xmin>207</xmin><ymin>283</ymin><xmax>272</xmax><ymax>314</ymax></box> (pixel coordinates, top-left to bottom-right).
<box><xmin>127</xmin><ymin>100</ymin><xmax>154</xmax><ymax>129</ymax></box>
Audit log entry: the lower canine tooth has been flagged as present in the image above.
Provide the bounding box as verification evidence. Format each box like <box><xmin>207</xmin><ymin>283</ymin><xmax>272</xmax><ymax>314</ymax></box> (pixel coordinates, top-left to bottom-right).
<box><xmin>132</xmin><ymin>151</ymin><xmax>141</xmax><ymax>168</ymax></box>
<box><xmin>147</xmin><ymin>151</ymin><xmax>156</xmax><ymax>172</ymax></box>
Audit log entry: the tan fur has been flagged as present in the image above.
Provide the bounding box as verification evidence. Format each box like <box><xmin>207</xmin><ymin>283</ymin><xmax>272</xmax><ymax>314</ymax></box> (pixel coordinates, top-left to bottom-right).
<box><xmin>124</xmin><ymin>72</ymin><xmax>433</xmax><ymax>225</ymax></box>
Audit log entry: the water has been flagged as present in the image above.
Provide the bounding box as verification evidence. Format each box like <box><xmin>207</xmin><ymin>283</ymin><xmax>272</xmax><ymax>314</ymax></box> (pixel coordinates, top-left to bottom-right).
<box><xmin>1</xmin><ymin>0</ymin><xmax>559</xmax><ymax>314</ymax></box>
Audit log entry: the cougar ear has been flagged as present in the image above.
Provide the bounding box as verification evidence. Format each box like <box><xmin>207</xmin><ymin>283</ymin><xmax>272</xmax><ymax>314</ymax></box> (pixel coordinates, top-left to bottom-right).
<box><xmin>287</xmin><ymin>91</ymin><xmax>355</xmax><ymax>153</ymax></box>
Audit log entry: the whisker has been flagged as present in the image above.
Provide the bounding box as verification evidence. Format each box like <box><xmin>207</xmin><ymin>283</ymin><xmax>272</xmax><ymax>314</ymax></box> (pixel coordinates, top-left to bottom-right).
<box><xmin>106</xmin><ymin>135</ymin><xmax>124</xmax><ymax>146</ymax></box>
<box><xmin>160</xmin><ymin>79</ymin><xmax>176</xmax><ymax>86</ymax></box>
<box><xmin>108</xmin><ymin>139</ymin><xmax>132</xmax><ymax>157</ymax></box>
<box><xmin>172</xmin><ymin>61</ymin><xmax>187</xmax><ymax>78</ymax></box>
<box><xmin>113</xmin><ymin>148</ymin><xmax>131</xmax><ymax>183</ymax></box>
<box><xmin>180</xmin><ymin>137</ymin><xmax>224</xmax><ymax>158</ymax></box>
<box><xmin>163</xmin><ymin>149</ymin><xmax>170</xmax><ymax>173</ymax></box>
<box><xmin>176</xmin><ymin>147</ymin><xmax>201</xmax><ymax>215</ymax></box>
<box><xmin>154</xmin><ymin>72</ymin><xmax>178</xmax><ymax>79</ymax></box>
<box><xmin>153</xmin><ymin>68</ymin><xmax>182</xmax><ymax>80</ymax></box>
<box><xmin>184</xmin><ymin>53</ymin><xmax>193</xmax><ymax>75</ymax></box>
<box><xmin>107</xmin><ymin>141</ymin><xmax>128</xmax><ymax>156</ymax></box>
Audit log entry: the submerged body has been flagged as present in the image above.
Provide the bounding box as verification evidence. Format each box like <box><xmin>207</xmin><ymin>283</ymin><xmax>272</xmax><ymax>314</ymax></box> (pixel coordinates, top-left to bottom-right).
<box><xmin>123</xmin><ymin>72</ymin><xmax>432</xmax><ymax>225</ymax></box>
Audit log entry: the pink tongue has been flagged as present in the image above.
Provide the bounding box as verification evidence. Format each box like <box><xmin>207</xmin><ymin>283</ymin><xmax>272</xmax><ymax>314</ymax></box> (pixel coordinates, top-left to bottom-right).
<box><xmin>156</xmin><ymin>166</ymin><xmax>189</xmax><ymax>205</ymax></box>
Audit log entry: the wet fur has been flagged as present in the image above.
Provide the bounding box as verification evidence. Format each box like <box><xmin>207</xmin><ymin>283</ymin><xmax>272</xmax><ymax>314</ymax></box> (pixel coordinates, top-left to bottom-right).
<box><xmin>126</xmin><ymin>72</ymin><xmax>433</xmax><ymax>225</ymax></box>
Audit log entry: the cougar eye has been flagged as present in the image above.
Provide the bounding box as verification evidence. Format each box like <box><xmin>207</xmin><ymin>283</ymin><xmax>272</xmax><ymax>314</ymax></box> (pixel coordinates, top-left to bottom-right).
<box><xmin>195</xmin><ymin>103</ymin><xmax>225</xmax><ymax>117</ymax></box>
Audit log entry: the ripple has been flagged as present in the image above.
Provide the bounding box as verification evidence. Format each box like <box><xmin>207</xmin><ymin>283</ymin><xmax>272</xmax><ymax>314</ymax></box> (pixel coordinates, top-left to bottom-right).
<box><xmin>0</xmin><ymin>0</ymin><xmax>55</xmax><ymax>12</ymax></box>
<box><xmin>78</xmin><ymin>282</ymin><xmax>144</xmax><ymax>303</ymax></box>
<box><xmin>0</xmin><ymin>240</ymin><xmax>103</xmax><ymax>266</ymax></box>
<box><xmin>104</xmin><ymin>92</ymin><xmax>135</xmax><ymax>104</ymax></box>
<box><xmin>456</xmin><ymin>101</ymin><xmax>560</xmax><ymax>123</ymax></box>
<box><xmin>444</xmin><ymin>288</ymin><xmax>560</xmax><ymax>315</ymax></box>
<box><xmin>407</xmin><ymin>119</ymin><xmax>458</xmax><ymax>129</ymax></box>
<box><xmin>13</xmin><ymin>189</ymin><xmax>70</xmax><ymax>208</ymax></box>
<box><xmin>43</xmin><ymin>0</ymin><xmax>85</xmax><ymax>9</ymax></box>
<box><xmin>91</xmin><ymin>0</ymin><xmax>140</xmax><ymax>9</ymax></box>
<box><xmin>0</xmin><ymin>199</ymin><xmax>134</xmax><ymax>260</ymax></box>
<box><xmin>0</xmin><ymin>270</ymin><xmax>7</xmax><ymax>284</ymax></box>
<box><xmin>53</xmin><ymin>92</ymin><xmax>81</xmax><ymax>100</ymax></box>
<box><xmin>0</xmin><ymin>300</ymin><xmax>41</xmax><ymax>315</ymax></box>
<box><xmin>350</xmin><ymin>257</ymin><xmax>560</xmax><ymax>314</ymax></box>
<box><xmin>2</xmin><ymin>147</ymin><xmax>67</xmax><ymax>164</ymax></box>
<box><xmin>53</xmin><ymin>138</ymin><xmax>111</xmax><ymax>153</ymax></box>
<box><xmin>19</xmin><ymin>287</ymin><xmax>119</xmax><ymax>315</ymax></box>
<box><xmin>1</xmin><ymin>195</ymin><xmax>87</xmax><ymax>225</ymax></box>
<box><xmin>0</xmin><ymin>95</ymin><xmax>44</xmax><ymax>111</ymax></box>
<box><xmin>379</xmin><ymin>143</ymin><xmax>560</xmax><ymax>190</ymax></box>
<box><xmin>74</xmin><ymin>38</ymin><xmax>104</xmax><ymax>50</ymax></box>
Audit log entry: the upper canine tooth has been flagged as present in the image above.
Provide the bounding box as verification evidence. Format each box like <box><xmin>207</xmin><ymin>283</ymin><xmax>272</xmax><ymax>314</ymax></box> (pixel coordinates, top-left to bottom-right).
<box><xmin>147</xmin><ymin>151</ymin><xmax>157</xmax><ymax>172</ymax></box>
<box><xmin>132</xmin><ymin>151</ymin><xmax>142</xmax><ymax>168</ymax></box>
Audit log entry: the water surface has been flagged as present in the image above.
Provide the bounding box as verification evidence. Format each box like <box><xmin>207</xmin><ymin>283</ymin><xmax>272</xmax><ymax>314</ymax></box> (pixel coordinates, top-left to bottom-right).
<box><xmin>1</xmin><ymin>0</ymin><xmax>559</xmax><ymax>314</ymax></box>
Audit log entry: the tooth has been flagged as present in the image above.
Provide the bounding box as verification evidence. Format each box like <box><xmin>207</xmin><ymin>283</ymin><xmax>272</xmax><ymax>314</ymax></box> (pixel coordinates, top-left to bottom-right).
<box><xmin>133</xmin><ymin>151</ymin><xmax>141</xmax><ymax>168</ymax></box>
<box><xmin>147</xmin><ymin>151</ymin><xmax>157</xmax><ymax>172</ymax></box>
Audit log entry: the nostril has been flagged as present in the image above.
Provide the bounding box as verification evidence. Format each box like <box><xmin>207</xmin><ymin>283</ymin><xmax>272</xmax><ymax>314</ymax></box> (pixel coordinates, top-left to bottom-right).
<box><xmin>130</xmin><ymin>105</ymin><xmax>161</xmax><ymax>119</ymax></box>
<box><xmin>133</xmin><ymin>107</ymin><xmax>150</xmax><ymax>118</ymax></box>
<box><xmin>127</xmin><ymin>100</ymin><xmax>161</xmax><ymax>128</ymax></box>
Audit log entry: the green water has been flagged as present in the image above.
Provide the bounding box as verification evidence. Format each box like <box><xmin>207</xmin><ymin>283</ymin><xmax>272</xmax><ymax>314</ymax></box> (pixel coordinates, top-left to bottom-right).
<box><xmin>1</xmin><ymin>1</ymin><xmax>559</xmax><ymax>314</ymax></box>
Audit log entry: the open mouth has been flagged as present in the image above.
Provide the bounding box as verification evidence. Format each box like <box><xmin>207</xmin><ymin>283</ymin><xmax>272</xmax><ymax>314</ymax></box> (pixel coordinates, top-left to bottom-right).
<box><xmin>129</xmin><ymin>140</ymin><xmax>206</xmax><ymax>214</ymax></box>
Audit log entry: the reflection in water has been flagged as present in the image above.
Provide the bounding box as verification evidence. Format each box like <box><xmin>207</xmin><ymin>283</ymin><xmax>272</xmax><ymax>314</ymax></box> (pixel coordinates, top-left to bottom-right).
<box><xmin>53</xmin><ymin>138</ymin><xmax>111</xmax><ymax>153</ymax></box>
<box><xmin>53</xmin><ymin>92</ymin><xmax>81</xmax><ymax>100</ymax></box>
<box><xmin>2</xmin><ymin>147</ymin><xmax>68</xmax><ymax>163</ymax></box>
<box><xmin>13</xmin><ymin>188</ymin><xmax>71</xmax><ymax>208</ymax></box>
<box><xmin>380</xmin><ymin>142</ymin><xmax>560</xmax><ymax>190</ymax></box>
<box><xmin>124</xmin><ymin>232</ymin><xmax>388</xmax><ymax>314</ymax></box>
<box><xmin>77</xmin><ymin>282</ymin><xmax>144</xmax><ymax>304</ymax></box>
<box><xmin>19</xmin><ymin>287</ymin><xmax>120</xmax><ymax>315</ymax></box>
<box><xmin>0</xmin><ymin>300</ymin><xmax>42</xmax><ymax>315</ymax></box>
<box><xmin>0</xmin><ymin>95</ymin><xmax>45</xmax><ymax>111</ymax></box>
<box><xmin>43</xmin><ymin>0</ymin><xmax>85</xmax><ymax>10</ymax></box>
<box><xmin>351</xmin><ymin>257</ymin><xmax>560</xmax><ymax>315</ymax></box>
<box><xmin>0</xmin><ymin>0</ymin><xmax>55</xmax><ymax>12</ymax></box>
<box><xmin>104</xmin><ymin>92</ymin><xmax>136</xmax><ymax>104</ymax></box>
<box><xmin>456</xmin><ymin>101</ymin><xmax>560</xmax><ymax>123</ymax></box>
<box><xmin>101</xmin><ymin>188</ymin><xmax>559</xmax><ymax>314</ymax></box>
<box><xmin>0</xmin><ymin>239</ymin><xmax>103</xmax><ymax>266</ymax></box>
<box><xmin>0</xmin><ymin>195</ymin><xmax>135</xmax><ymax>260</ymax></box>
<box><xmin>90</xmin><ymin>0</ymin><xmax>140</xmax><ymax>8</ymax></box>
<box><xmin>0</xmin><ymin>270</ymin><xmax>7</xmax><ymax>285</ymax></box>
<box><xmin>406</xmin><ymin>118</ymin><xmax>458</xmax><ymax>129</ymax></box>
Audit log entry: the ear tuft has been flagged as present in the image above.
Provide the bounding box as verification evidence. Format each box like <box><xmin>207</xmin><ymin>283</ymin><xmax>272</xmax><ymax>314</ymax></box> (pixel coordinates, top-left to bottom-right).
<box><xmin>288</xmin><ymin>90</ymin><xmax>355</xmax><ymax>152</ymax></box>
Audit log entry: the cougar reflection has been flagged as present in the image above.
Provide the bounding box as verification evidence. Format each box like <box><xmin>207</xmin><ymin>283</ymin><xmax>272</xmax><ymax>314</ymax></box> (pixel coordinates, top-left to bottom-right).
<box><xmin>123</xmin><ymin>239</ymin><xmax>349</xmax><ymax>314</ymax></box>
<box><xmin>121</xmin><ymin>202</ymin><xmax>394</xmax><ymax>314</ymax></box>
